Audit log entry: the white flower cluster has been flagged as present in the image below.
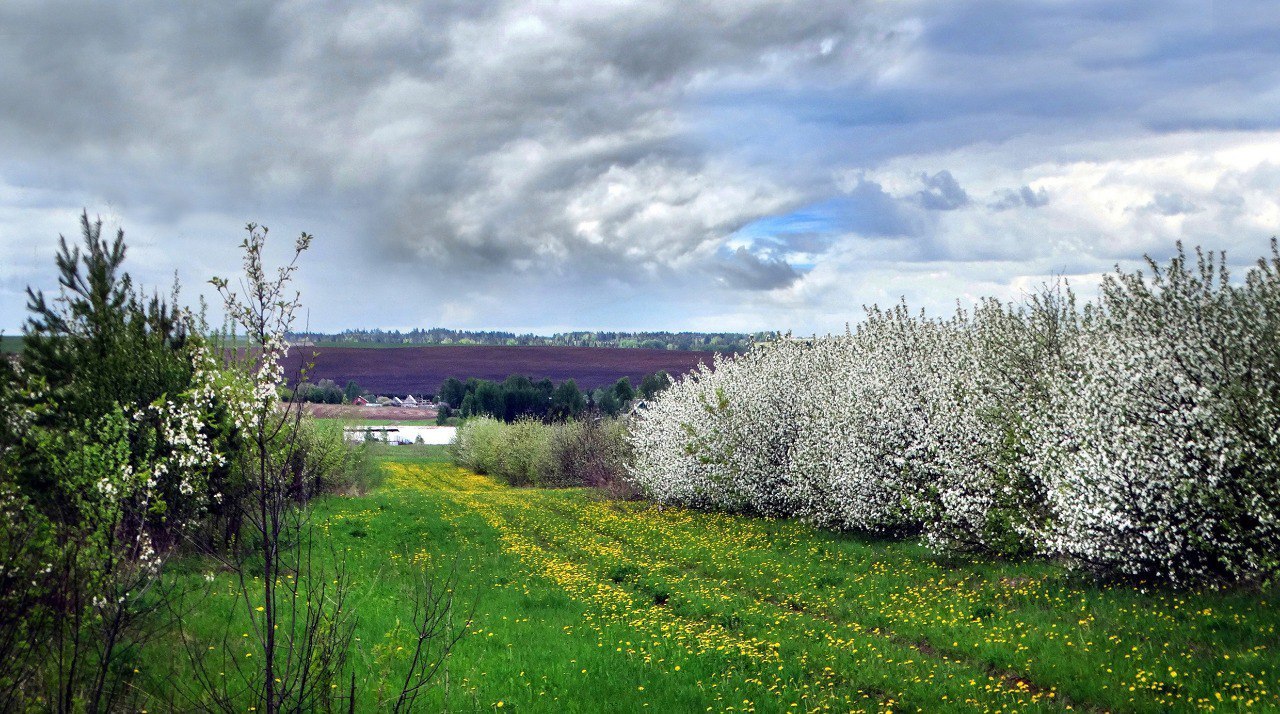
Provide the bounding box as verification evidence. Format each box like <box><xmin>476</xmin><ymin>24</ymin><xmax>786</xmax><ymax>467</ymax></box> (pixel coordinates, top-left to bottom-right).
<box><xmin>118</xmin><ymin>340</ymin><xmax>230</xmax><ymax>523</ymax></box>
<box><xmin>1032</xmin><ymin>245</ymin><xmax>1280</xmax><ymax>584</ymax></box>
<box><xmin>251</xmin><ymin>333</ymin><xmax>287</xmax><ymax>414</ymax></box>
<box><xmin>211</xmin><ymin>223</ymin><xmax>309</xmax><ymax>432</ymax></box>
<box><xmin>630</xmin><ymin>242</ymin><xmax>1280</xmax><ymax>584</ymax></box>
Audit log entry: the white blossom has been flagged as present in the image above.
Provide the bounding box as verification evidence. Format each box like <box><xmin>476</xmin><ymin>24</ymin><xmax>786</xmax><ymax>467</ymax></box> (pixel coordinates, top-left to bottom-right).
<box><xmin>629</xmin><ymin>240</ymin><xmax>1280</xmax><ymax>585</ymax></box>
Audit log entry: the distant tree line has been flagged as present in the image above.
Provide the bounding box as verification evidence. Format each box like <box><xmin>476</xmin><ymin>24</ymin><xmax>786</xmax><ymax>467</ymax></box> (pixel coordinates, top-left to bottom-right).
<box><xmin>280</xmin><ymin>370</ymin><xmax>675</xmax><ymax>418</ymax></box>
<box><xmin>290</xmin><ymin>328</ymin><xmax>776</xmax><ymax>353</ymax></box>
<box><xmin>282</xmin><ymin>378</ymin><xmax>365</xmax><ymax>404</ymax></box>
<box><xmin>436</xmin><ymin>370</ymin><xmax>672</xmax><ymax>424</ymax></box>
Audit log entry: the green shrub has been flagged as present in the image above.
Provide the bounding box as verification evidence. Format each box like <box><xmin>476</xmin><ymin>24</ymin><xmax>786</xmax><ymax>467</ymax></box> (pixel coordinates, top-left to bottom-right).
<box><xmin>328</xmin><ymin>440</ymin><xmax>385</xmax><ymax>496</ymax></box>
<box><xmin>452</xmin><ymin>416</ymin><xmax>633</xmax><ymax>492</ymax></box>
<box><xmin>544</xmin><ymin>420</ymin><xmax>586</xmax><ymax>487</ymax></box>
<box><xmin>496</xmin><ymin>418</ymin><xmax>553</xmax><ymax>487</ymax></box>
<box><xmin>548</xmin><ymin>418</ymin><xmax>633</xmax><ymax>493</ymax></box>
<box><xmin>452</xmin><ymin>417</ymin><xmax>507</xmax><ymax>476</ymax></box>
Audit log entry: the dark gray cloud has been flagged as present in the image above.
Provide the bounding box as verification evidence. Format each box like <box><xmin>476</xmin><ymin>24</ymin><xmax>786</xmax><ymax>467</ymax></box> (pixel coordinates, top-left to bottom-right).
<box><xmin>843</xmin><ymin>180</ymin><xmax>920</xmax><ymax>236</ymax></box>
<box><xmin>1020</xmin><ymin>186</ymin><xmax>1050</xmax><ymax>208</ymax></box>
<box><xmin>714</xmin><ymin>247</ymin><xmax>802</xmax><ymax>290</ymax></box>
<box><xmin>915</xmin><ymin>170</ymin><xmax>969</xmax><ymax>211</ymax></box>
<box><xmin>0</xmin><ymin>1</ymin><xmax>869</xmax><ymax>288</ymax></box>
<box><xmin>991</xmin><ymin>185</ymin><xmax>1050</xmax><ymax>211</ymax></box>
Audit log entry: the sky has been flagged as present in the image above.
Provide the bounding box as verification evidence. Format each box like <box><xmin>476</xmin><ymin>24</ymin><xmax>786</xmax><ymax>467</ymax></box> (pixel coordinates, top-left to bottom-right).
<box><xmin>2</xmin><ymin>0</ymin><xmax>1280</xmax><ymax>335</ymax></box>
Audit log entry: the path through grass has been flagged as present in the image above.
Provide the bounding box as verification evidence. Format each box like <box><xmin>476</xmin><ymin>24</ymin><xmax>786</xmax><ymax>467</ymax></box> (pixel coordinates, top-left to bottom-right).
<box><xmin>152</xmin><ymin>447</ymin><xmax>1278</xmax><ymax>712</ymax></box>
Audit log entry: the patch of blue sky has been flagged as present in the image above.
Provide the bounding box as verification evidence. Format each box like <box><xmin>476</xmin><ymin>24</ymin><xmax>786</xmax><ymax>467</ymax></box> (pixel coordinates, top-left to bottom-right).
<box><xmin>730</xmin><ymin>197</ymin><xmax>850</xmax><ymax>254</ymax></box>
<box><xmin>734</xmin><ymin>201</ymin><xmax>842</xmax><ymax>240</ymax></box>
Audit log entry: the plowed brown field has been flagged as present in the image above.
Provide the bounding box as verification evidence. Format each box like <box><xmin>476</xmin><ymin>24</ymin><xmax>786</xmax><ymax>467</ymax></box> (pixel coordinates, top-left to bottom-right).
<box><xmin>282</xmin><ymin>345</ymin><xmax>710</xmax><ymax>396</ymax></box>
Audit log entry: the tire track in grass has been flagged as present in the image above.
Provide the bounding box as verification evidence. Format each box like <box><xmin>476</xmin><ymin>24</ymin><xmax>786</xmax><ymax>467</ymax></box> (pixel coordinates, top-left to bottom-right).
<box><xmin>519</xmin><ymin>493</ymin><xmax>1075</xmax><ymax>712</ymax></box>
<box><xmin>410</xmin><ymin>467</ymin><xmax>921</xmax><ymax>712</ymax></box>
<box><xmin>379</xmin><ymin>461</ymin><xmax>721</xmax><ymax>711</ymax></box>
<box><xmin>395</xmin><ymin>462</ymin><xmax>1069</xmax><ymax>712</ymax></box>
<box><xmin>388</xmin><ymin>459</ymin><xmax>1280</xmax><ymax>711</ymax></box>
<box><xmin>532</xmin><ymin>496</ymin><xmax>1098</xmax><ymax>711</ymax></box>
<box><xmin>436</xmin><ymin>492</ymin><xmax>804</xmax><ymax>710</ymax></box>
<box><xmin>535</xmin><ymin>496</ymin><xmax>1276</xmax><ymax>713</ymax></box>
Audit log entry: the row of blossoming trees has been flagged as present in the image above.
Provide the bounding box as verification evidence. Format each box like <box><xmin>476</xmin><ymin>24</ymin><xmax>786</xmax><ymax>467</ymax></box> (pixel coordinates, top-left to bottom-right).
<box><xmin>630</xmin><ymin>242</ymin><xmax>1280</xmax><ymax>586</ymax></box>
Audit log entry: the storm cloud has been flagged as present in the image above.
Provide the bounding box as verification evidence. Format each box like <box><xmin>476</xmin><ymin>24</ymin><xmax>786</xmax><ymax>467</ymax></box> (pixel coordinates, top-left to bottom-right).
<box><xmin>0</xmin><ymin>2</ymin><xmax>860</xmax><ymax>280</ymax></box>
<box><xmin>2</xmin><ymin>1</ymin><xmax>1279</xmax><ymax>333</ymax></box>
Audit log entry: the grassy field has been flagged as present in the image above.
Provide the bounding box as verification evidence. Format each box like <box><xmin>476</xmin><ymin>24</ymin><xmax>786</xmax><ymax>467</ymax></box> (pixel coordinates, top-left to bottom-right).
<box><xmin>145</xmin><ymin>447</ymin><xmax>1278</xmax><ymax>712</ymax></box>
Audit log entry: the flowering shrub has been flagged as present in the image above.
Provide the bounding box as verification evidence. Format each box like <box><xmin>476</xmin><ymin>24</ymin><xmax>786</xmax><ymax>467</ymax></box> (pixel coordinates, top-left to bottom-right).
<box><xmin>0</xmin><ymin>355</ymin><xmax>228</xmax><ymax>708</ymax></box>
<box><xmin>923</xmin><ymin>291</ymin><xmax>1075</xmax><ymax>557</ymax></box>
<box><xmin>0</xmin><ymin>213</ymin><xmax>237</xmax><ymax>707</ymax></box>
<box><xmin>626</xmin><ymin>341</ymin><xmax>805</xmax><ymax>515</ymax></box>
<box><xmin>1035</xmin><ymin>244</ymin><xmax>1280</xmax><ymax>584</ymax></box>
<box><xmin>792</xmin><ymin>306</ymin><xmax>954</xmax><ymax>535</ymax></box>
<box><xmin>630</xmin><ymin>241</ymin><xmax>1280</xmax><ymax>585</ymax></box>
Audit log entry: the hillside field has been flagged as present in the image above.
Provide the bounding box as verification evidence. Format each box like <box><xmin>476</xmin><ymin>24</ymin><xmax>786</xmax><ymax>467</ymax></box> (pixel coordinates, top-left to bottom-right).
<box><xmin>281</xmin><ymin>345</ymin><xmax>709</xmax><ymax>395</ymax></box>
<box><xmin>146</xmin><ymin>447</ymin><xmax>1279</xmax><ymax>712</ymax></box>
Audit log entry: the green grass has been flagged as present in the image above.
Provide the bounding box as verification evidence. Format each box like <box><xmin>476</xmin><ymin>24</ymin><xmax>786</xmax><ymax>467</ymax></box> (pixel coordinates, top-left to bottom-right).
<box><xmin>141</xmin><ymin>448</ymin><xmax>1279</xmax><ymax>712</ymax></box>
<box><xmin>0</xmin><ymin>335</ymin><xmax>21</xmax><ymax>354</ymax></box>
